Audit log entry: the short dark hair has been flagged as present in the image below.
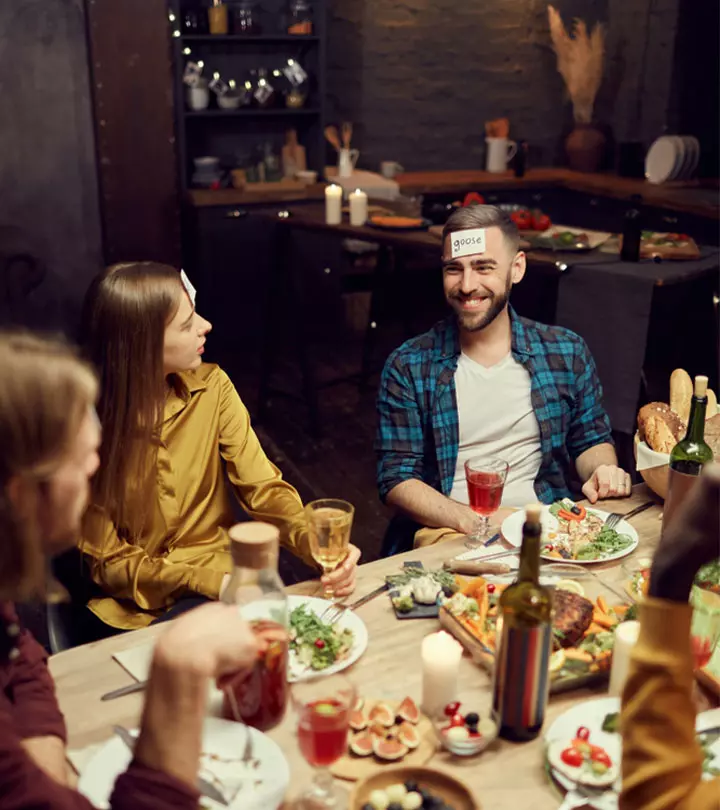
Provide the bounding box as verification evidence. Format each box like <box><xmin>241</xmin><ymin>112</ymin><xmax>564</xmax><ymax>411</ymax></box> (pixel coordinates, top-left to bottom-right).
<box><xmin>442</xmin><ymin>204</ymin><xmax>520</xmax><ymax>253</ymax></box>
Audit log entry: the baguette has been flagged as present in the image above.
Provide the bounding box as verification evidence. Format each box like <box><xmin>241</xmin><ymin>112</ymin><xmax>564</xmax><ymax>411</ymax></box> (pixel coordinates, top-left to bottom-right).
<box><xmin>638</xmin><ymin>402</ymin><xmax>686</xmax><ymax>454</ymax></box>
<box><xmin>670</xmin><ymin>368</ymin><xmax>693</xmax><ymax>423</ymax></box>
<box><xmin>706</xmin><ymin>388</ymin><xmax>718</xmax><ymax>419</ymax></box>
<box><xmin>705</xmin><ymin>413</ymin><xmax>720</xmax><ymax>458</ymax></box>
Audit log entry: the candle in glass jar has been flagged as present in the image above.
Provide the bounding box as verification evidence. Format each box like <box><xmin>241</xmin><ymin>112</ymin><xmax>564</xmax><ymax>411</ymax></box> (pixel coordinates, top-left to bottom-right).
<box><xmin>421</xmin><ymin>631</ymin><xmax>463</xmax><ymax>719</ymax></box>
<box><xmin>349</xmin><ymin>188</ymin><xmax>368</xmax><ymax>227</ymax></box>
<box><xmin>609</xmin><ymin>620</ymin><xmax>640</xmax><ymax>697</ymax></box>
<box><xmin>325</xmin><ymin>184</ymin><xmax>342</xmax><ymax>225</ymax></box>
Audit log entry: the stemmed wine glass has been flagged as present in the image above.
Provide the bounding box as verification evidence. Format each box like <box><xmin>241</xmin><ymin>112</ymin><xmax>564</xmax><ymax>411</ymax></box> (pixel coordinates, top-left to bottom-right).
<box><xmin>293</xmin><ymin>673</ymin><xmax>356</xmax><ymax>809</ymax></box>
<box><xmin>306</xmin><ymin>499</ymin><xmax>354</xmax><ymax>600</ymax></box>
<box><xmin>464</xmin><ymin>457</ymin><xmax>509</xmax><ymax>549</ymax></box>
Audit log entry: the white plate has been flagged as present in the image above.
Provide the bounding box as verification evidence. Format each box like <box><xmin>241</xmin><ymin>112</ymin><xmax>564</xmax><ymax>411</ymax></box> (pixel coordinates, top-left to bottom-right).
<box><xmin>645</xmin><ymin>136</ymin><xmax>679</xmax><ymax>184</ymax></box>
<box><xmin>545</xmin><ymin>697</ymin><xmax>720</xmax><ymax>797</ymax></box>
<box><xmin>286</xmin><ymin>594</ymin><xmax>368</xmax><ymax>682</ymax></box>
<box><xmin>501</xmin><ymin>507</ymin><xmax>559</xmax><ymax>548</ymax></box>
<box><xmin>544</xmin><ymin>507</ymin><xmax>639</xmax><ymax>564</ymax></box>
<box><xmin>668</xmin><ymin>136</ymin><xmax>686</xmax><ymax>181</ymax></box>
<box><xmin>683</xmin><ymin>135</ymin><xmax>700</xmax><ymax>179</ymax></box>
<box><xmin>77</xmin><ymin>716</ymin><xmax>289</xmax><ymax>809</ymax></box>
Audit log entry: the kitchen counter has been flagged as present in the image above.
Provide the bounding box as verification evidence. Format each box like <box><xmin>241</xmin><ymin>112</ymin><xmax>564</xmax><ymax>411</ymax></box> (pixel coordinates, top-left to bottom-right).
<box><xmin>187</xmin><ymin>168</ymin><xmax>719</xmax><ymax>218</ymax></box>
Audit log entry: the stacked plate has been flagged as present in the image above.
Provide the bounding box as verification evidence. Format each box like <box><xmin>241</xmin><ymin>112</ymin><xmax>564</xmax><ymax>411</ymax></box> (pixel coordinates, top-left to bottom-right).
<box><xmin>645</xmin><ymin>135</ymin><xmax>700</xmax><ymax>184</ymax></box>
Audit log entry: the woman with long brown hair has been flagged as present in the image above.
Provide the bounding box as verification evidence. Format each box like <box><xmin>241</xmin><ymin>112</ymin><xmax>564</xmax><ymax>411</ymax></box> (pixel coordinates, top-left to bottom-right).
<box><xmin>0</xmin><ymin>331</ymin><xmax>258</xmax><ymax>809</ymax></box>
<box><xmin>80</xmin><ymin>262</ymin><xmax>360</xmax><ymax>630</ymax></box>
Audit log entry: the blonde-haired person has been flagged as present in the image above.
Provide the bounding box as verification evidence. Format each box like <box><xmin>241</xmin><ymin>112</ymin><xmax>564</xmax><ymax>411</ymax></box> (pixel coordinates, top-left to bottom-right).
<box><xmin>80</xmin><ymin>262</ymin><xmax>360</xmax><ymax>631</ymax></box>
<box><xmin>0</xmin><ymin>332</ymin><xmax>259</xmax><ymax>809</ymax></box>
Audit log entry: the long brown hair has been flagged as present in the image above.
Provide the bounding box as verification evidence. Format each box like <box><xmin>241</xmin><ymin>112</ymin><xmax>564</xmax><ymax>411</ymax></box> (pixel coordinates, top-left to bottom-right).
<box><xmin>0</xmin><ymin>332</ymin><xmax>97</xmax><ymax>601</ymax></box>
<box><xmin>81</xmin><ymin>262</ymin><xmax>184</xmax><ymax>540</ymax></box>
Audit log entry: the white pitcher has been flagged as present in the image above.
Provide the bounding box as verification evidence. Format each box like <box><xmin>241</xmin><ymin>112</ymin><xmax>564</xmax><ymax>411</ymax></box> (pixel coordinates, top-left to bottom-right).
<box><xmin>338</xmin><ymin>148</ymin><xmax>360</xmax><ymax>178</ymax></box>
<box><xmin>486</xmin><ymin>137</ymin><xmax>517</xmax><ymax>173</ymax></box>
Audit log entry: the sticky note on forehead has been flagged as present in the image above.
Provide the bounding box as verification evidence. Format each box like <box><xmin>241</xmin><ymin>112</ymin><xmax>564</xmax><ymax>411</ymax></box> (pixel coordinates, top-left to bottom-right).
<box><xmin>450</xmin><ymin>228</ymin><xmax>486</xmax><ymax>259</ymax></box>
<box><xmin>180</xmin><ymin>269</ymin><xmax>196</xmax><ymax>305</ymax></box>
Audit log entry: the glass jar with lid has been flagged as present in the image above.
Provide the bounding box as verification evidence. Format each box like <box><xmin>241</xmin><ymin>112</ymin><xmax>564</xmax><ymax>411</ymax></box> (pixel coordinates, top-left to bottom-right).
<box><xmin>287</xmin><ymin>0</ymin><xmax>313</xmax><ymax>35</ymax></box>
<box><xmin>221</xmin><ymin>522</ymin><xmax>288</xmax><ymax>731</ymax></box>
<box><xmin>231</xmin><ymin>0</ymin><xmax>261</xmax><ymax>34</ymax></box>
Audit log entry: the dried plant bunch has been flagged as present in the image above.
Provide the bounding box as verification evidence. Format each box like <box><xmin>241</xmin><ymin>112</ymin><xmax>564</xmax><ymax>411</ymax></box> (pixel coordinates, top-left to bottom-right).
<box><xmin>547</xmin><ymin>5</ymin><xmax>605</xmax><ymax>125</ymax></box>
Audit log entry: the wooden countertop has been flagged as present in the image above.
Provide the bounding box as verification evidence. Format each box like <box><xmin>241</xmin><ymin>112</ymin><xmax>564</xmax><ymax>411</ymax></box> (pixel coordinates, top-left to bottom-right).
<box><xmin>188</xmin><ymin>169</ymin><xmax>719</xmax><ymax>218</ymax></box>
<box><xmin>51</xmin><ymin>487</ymin><xmax>671</xmax><ymax>808</ymax></box>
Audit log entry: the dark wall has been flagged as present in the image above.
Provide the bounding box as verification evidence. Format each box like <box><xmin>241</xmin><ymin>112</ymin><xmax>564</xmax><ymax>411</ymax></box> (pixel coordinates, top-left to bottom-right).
<box><xmin>325</xmin><ymin>0</ymin><xmax>685</xmax><ymax>172</ymax></box>
<box><xmin>0</xmin><ymin>0</ymin><xmax>102</xmax><ymax>334</ymax></box>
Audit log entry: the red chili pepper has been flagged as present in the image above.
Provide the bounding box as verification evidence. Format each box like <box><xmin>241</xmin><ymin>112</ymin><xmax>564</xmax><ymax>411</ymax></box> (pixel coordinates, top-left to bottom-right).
<box><xmin>561</xmin><ymin>747</ymin><xmax>584</xmax><ymax>767</ymax></box>
<box><xmin>314</xmin><ymin>639</ymin><xmax>325</xmax><ymax>649</ymax></box>
<box><xmin>576</xmin><ymin>726</ymin><xmax>590</xmax><ymax>741</ymax></box>
<box><xmin>444</xmin><ymin>701</ymin><xmax>461</xmax><ymax>717</ymax></box>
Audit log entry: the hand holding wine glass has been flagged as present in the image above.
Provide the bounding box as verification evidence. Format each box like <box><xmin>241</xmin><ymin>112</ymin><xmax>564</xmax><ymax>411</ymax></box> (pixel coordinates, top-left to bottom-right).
<box><xmin>464</xmin><ymin>457</ymin><xmax>509</xmax><ymax>549</ymax></box>
<box><xmin>306</xmin><ymin>499</ymin><xmax>355</xmax><ymax>600</ymax></box>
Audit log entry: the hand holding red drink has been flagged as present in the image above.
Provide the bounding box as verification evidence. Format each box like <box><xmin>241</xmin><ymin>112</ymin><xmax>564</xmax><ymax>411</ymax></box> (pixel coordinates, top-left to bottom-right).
<box><xmin>464</xmin><ymin>457</ymin><xmax>509</xmax><ymax>549</ymax></box>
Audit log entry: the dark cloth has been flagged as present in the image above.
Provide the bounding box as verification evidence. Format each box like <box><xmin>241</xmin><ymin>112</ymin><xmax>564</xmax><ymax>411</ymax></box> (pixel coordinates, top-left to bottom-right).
<box><xmin>150</xmin><ymin>596</ymin><xmax>211</xmax><ymax>624</ymax></box>
<box><xmin>0</xmin><ymin>603</ymin><xmax>199</xmax><ymax>810</ymax></box>
<box><xmin>555</xmin><ymin>248</ymin><xmax>720</xmax><ymax>434</ymax></box>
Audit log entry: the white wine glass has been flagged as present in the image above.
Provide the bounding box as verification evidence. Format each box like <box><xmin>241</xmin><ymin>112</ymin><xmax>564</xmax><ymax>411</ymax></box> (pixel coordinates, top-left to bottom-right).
<box><xmin>305</xmin><ymin>499</ymin><xmax>354</xmax><ymax>600</ymax></box>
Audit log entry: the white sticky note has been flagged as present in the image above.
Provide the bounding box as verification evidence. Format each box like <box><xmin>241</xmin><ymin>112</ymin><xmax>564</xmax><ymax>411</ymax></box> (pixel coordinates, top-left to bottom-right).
<box><xmin>450</xmin><ymin>228</ymin><xmax>486</xmax><ymax>259</ymax></box>
<box><xmin>180</xmin><ymin>269</ymin><xmax>196</xmax><ymax>305</ymax></box>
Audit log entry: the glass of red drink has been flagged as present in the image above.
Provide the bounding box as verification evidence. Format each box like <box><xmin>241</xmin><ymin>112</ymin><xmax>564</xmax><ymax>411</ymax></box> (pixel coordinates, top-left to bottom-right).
<box><xmin>464</xmin><ymin>457</ymin><xmax>509</xmax><ymax>549</ymax></box>
<box><xmin>293</xmin><ymin>673</ymin><xmax>356</xmax><ymax>809</ymax></box>
<box><xmin>690</xmin><ymin>603</ymin><xmax>720</xmax><ymax>671</ymax></box>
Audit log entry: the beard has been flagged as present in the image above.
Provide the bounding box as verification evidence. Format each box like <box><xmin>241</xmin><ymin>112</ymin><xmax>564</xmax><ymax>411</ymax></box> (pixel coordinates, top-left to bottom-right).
<box><xmin>448</xmin><ymin>277</ymin><xmax>512</xmax><ymax>333</ymax></box>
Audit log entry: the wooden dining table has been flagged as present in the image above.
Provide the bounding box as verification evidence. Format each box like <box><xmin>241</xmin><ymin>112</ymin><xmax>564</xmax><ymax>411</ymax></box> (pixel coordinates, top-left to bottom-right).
<box><xmin>50</xmin><ymin>486</ymin><xmax>667</xmax><ymax>807</ymax></box>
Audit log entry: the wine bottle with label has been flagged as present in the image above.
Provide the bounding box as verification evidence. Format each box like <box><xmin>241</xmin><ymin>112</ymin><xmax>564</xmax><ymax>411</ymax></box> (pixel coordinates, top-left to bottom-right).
<box><xmin>663</xmin><ymin>374</ymin><xmax>714</xmax><ymax>529</ymax></box>
<box><xmin>491</xmin><ymin>504</ymin><xmax>553</xmax><ymax>742</ymax></box>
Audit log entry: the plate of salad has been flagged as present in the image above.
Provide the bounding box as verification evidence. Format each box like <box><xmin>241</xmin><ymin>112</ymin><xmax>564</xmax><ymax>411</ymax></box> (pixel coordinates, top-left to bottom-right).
<box><xmin>287</xmin><ymin>595</ymin><xmax>367</xmax><ymax>682</ymax></box>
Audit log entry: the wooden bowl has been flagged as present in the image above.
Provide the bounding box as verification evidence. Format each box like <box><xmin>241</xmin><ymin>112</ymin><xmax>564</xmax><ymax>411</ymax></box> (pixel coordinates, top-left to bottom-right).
<box><xmin>633</xmin><ymin>433</ymin><xmax>669</xmax><ymax>500</ymax></box>
<box><xmin>350</xmin><ymin>765</ymin><xmax>479</xmax><ymax>810</ymax></box>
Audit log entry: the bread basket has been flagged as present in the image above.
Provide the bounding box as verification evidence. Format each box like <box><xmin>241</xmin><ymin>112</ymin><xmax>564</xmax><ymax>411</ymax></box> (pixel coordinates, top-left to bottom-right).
<box><xmin>633</xmin><ymin>432</ymin><xmax>669</xmax><ymax>500</ymax></box>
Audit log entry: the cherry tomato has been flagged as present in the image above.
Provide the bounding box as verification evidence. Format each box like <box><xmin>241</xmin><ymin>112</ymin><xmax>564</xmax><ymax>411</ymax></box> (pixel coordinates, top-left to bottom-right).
<box><xmin>444</xmin><ymin>701</ymin><xmax>461</xmax><ymax>717</ymax></box>
<box><xmin>678</xmin><ymin>234</ymin><xmax>690</xmax><ymax>242</ymax></box>
<box><xmin>314</xmin><ymin>639</ymin><xmax>325</xmax><ymax>649</ymax></box>
<box><xmin>487</xmin><ymin>583</ymin><xmax>496</xmax><ymax>594</ymax></box>
<box><xmin>560</xmin><ymin>747</ymin><xmax>584</xmax><ymax>768</ymax></box>
<box><xmin>533</xmin><ymin>213</ymin><xmax>552</xmax><ymax>231</ymax></box>
<box><xmin>590</xmin><ymin>748</ymin><xmax>612</xmax><ymax>767</ymax></box>
<box><xmin>576</xmin><ymin>726</ymin><xmax>590</xmax><ymax>741</ymax></box>
<box><xmin>544</xmin><ymin>544</ymin><xmax>554</xmax><ymax>552</ymax></box>
<box><xmin>510</xmin><ymin>210</ymin><xmax>533</xmax><ymax>230</ymax></box>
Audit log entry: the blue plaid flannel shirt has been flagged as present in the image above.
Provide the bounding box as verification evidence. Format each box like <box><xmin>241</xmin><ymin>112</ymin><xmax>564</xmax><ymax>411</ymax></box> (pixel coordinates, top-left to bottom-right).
<box><xmin>376</xmin><ymin>309</ymin><xmax>613</xmax><ymax>506</ymax></box>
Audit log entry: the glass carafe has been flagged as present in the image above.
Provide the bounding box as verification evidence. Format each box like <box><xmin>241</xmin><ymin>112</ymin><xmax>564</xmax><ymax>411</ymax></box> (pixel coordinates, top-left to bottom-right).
<box><xmin>221</xmin><ymin>522</ymin><xmax>288</xmax><ymax>731</ymax></box>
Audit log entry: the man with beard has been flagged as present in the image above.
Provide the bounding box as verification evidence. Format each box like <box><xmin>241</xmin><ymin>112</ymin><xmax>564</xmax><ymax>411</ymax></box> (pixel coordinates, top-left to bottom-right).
<box><xmin>376</xmin><ymin>205</ymin><xmax>630</xmax><ymax>555</ymax></box>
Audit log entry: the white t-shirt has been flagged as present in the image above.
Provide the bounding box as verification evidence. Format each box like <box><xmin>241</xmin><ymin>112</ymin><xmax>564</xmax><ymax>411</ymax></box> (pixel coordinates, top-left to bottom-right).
<box><xmin>449</xmin><ymin>352</ymin><xmax>542</xmax><ymax>508</ymax></box>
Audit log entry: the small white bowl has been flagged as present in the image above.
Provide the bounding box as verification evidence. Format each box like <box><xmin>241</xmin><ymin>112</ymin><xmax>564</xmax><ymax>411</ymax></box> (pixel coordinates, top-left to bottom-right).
<box><xmin>194</xmin><ymin>156</ymin><xmax>220</xmax><ymax>170</ymax></box>
<box><xmin>217</xmin><ymin>94</ymin><xmax>242</xmax><ymax>110</ymax></box>
<box><xmin>296</xmin><ymin>169</ymin><xmax>318</xmax><ymax>185</ymax></box>
<box><xmin>432</xmin><ymin>716</ymin><xmax>498</xmax><ymax>757</ymax></box>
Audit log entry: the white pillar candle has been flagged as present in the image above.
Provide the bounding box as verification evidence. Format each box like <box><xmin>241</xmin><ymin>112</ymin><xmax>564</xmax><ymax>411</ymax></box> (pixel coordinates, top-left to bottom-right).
<box><xmin>609</xmin><ymin>620</ymin><xmax>640</xmax><ymax>697</ymax></box>
<box><xmin>421</xmin><ymin>630</ymin><xmax>463</xmax><ymax>719</ymax></box>
<box><xmin>325</xmin><ymin>183</ymin><xmax>342</xmax><ymax>225</ymax></box>
<box><xmin>348</xmin><ymin>188</ymin><xmax>368</xmax><ymax>227</ymax></box>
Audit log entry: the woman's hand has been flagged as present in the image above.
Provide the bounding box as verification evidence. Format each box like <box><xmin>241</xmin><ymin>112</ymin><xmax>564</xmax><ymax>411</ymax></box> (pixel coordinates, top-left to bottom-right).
<box><xmin>321</xmin><ymin>544</ymin><xmax>361</xmax><ymax>597</ymax></box>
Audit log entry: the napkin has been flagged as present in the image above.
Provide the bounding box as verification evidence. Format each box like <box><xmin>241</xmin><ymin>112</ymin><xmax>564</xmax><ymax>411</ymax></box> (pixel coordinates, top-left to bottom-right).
<box><xmin>635</xmin><ymin>439</ymin><xmax>670</xmax><ymax>472</ymax></box>
<box><xmin>113</xmin><ymin>642</ymin><xmax>154</xmax><ymax>684</ymax></box>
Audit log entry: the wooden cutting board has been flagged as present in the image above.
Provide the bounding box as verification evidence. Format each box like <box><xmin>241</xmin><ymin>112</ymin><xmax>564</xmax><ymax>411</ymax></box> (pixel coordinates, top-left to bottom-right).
<box><xmin>330</xmin><ymin>699</ymin><xmax>435</xmax><ymax>782</ymax></box>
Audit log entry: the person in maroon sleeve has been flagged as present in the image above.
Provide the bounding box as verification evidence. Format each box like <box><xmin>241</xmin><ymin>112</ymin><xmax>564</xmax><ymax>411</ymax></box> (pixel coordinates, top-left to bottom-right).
<box><xmin>0</xmin><ymin>332</ymin><xmax>260</xmax><ymax>810</ymax></box>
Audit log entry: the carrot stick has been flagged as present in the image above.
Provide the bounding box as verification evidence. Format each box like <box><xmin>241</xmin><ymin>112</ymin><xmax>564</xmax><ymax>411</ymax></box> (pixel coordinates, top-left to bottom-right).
<box><xmin>564</xmin><ymin>649</ymin><xmax>593</xmax><ymax>663</ymax></box>
<box><xmin>584</xmin><ymin>622</ymin><xmax>607</xmax><ymax>637</ymax></box>
<box><xmin>592</xmin><ymin>611</ymin><xmax>616</xmax><ymax>629</ymax></box>
<box><xmin>597</xmin><ymin>596</ymin><xmax>609</xmax><ymax>614</ymax></box>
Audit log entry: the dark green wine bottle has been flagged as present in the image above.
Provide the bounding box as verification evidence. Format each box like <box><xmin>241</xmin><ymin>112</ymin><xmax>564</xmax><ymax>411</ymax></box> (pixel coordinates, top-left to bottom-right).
<box><xmin>663</xmin><ymin>374</ymin><xmax>714</xmax><ymax>530</ymax></box>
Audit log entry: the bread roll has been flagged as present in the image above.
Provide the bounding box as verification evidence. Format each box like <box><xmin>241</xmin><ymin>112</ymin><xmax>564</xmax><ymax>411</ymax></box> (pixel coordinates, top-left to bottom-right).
<box><xmin>706</xmin><ymin>388</ymin><xmax>718</xmax><ymax>419</ymax></box>
<box><xmin>670</xmin><ymin>368</ymin><xmax>693</xmax><ymax>423</ymax></box>
<box><xmin>705</xmin><ymin>413</ymin><xmax>720</xmax><ymax>458</ymax></box>
<box><xmin>638</xmin><ymin>402</ymin><xmax>685</xmax><ymax>454</ymax></box>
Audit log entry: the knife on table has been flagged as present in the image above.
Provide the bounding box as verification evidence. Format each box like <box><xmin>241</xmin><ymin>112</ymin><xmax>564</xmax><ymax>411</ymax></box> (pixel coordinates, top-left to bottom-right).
<box><xmin>113</xmin><ymin>725</ymin><xmax>229</xmax><ymax>806</ymax></box>
<box><xmin>101</xmin><ymin>681</ymin><xmax>147</xmax><ymax>701</ymax></box>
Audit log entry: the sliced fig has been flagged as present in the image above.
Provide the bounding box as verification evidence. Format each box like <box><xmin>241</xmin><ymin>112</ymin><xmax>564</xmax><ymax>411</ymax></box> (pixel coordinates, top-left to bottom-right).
<box><xmin>354</xmin><ymin>696</ymin><xmax>365</xmax><ymax>711</ymax></box>
<box><xmin>397</xmin><ymin>696</ymin><xmax>420</xmax><ymax>724</ymax></box>
<box><xmin>349</xmin><ymin>709</ymin><xmax>368</xmax><ymax>731</ymax></box>
<box><xmin>369</xmin><ymin>722</ymin><xmax>388</xmax><ymax>739</ymax></box>
<box><xmin>397</xmin><ymin>721</ymin><xmax>420</xmax><ymax>750</ymax></box>
<box><xmin>348</xmin><ymin>730</ymin><xmax>373</xmax><ymax>757</ymax></box>
<box><xmin>368</xmin><ymin>702</ymin><xmax>395</xmax><ymax>728</ymax></box>
<box><xmin>372</xmin><ymin>736</ymin><xmax>408</xmax><ymax>761</ymax></box>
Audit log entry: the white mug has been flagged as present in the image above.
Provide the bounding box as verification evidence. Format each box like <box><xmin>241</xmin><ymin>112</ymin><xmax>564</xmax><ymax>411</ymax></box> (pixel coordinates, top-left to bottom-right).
<box><xmin>338</xmin><ymin>148</ymin><xmax>360</xmax><ymax>178</ymax></box>
<box><xmin>187</xmin><ymin>86</ymin><xmax>210</xmax><ymax>111</ymax></box>
<box><xmin>381</xmin><ymin>160</ymin><xmax>405</xmax><ymax>179</ymax></box>
<box><xmin>485</xmin><ymin>137</ymin><xmax>517</xmax><ymax>173</ymax></box>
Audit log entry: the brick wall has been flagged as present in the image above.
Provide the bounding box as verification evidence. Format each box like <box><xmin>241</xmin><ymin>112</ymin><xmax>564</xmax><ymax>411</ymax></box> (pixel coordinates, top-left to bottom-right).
<box><xmin>326</xmin><ymin>0</ymin><xmax>681</xmax><ymax>172</ymax></box>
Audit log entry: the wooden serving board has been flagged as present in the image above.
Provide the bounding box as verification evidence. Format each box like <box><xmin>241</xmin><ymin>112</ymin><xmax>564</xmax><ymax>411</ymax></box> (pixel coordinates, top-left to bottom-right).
<box><xmin>330</xmin><ymin>699</ymin><xmax>435</xmax><ymax>782</ymax></box>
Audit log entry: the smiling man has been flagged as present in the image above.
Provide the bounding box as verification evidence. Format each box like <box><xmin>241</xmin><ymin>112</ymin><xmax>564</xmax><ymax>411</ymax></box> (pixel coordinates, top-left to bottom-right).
<box><xmin>376</xmin><ymin>204</ymin><xmax>631</xmax><ymax>555</ymax></box>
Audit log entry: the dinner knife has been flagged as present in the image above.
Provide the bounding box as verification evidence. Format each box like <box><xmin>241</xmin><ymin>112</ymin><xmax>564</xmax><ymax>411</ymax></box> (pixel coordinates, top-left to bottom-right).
<box><xmin>346</xmin><ymin>583</ymin><xmax>388</xmax><ymax>611</ymax></box>
<box><xmin>618</xmin><ymin>500</ymin><xmax>656</xmax><ymax>521</ymax></box>
<box><xmin>101</xmin><ymin>680</ymin><xmax>147</xmax><ymax>701</ymax></box>
<box><xmin>112</xmin><ymin>725</ymin><xmax>229</xmax><ymax>807</ymax></box>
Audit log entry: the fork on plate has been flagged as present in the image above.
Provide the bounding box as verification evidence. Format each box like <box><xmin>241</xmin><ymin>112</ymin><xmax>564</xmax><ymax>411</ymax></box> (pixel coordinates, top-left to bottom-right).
<box><xmin>603</xmin><ymin>500</ymin><xmax>655</xmax><ymax>530</ymax></box>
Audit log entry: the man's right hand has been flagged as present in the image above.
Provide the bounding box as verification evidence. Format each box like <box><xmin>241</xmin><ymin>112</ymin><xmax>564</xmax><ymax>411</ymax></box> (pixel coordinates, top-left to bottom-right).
<box><xmin>650</xmin><ymin>462</ymin><xmax>720</xmax><ymax>603</ymax></box>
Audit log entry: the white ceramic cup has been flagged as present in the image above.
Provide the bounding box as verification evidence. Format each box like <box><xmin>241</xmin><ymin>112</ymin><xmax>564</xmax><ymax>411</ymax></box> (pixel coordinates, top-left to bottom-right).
<box><xmin>187</xmin><ymin>86</ymin><xmax>210</xmax><ymax>111</ymax></box>
<box><xmin>380</xmin><ymin>160</ymin><xmax>405</xmax><ymax>178</ymax></box>
<box><xmin>338</xmin><ymin>148</ymin><xmax>360</xmax><ymax>178</ymax></box>
<box><xmin>485</xmin><ymin>137</ymin><xmax>517</xmax><ymax>173</ymax></box>
<box><xmin>609</xmin><ymin>620</ymin><xmax>641</xmax><ymax>697</ymax></box>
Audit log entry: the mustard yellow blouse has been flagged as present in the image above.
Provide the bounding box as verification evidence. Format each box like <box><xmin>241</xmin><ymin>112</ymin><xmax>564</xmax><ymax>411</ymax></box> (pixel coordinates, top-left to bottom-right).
<box><xmin>81</xmin><ymin>364</ymin><xmax>316</xmax><ymax>629</ymax></box>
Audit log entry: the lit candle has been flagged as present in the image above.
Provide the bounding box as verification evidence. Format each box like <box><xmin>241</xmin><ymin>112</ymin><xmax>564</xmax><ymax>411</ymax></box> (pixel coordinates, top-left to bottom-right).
<box><xmin>608</xmin><ymin>620</ymin><xmax>640</xmax><ymax>697</ymax></box>
<box><xmin>325</xmin><ymin>184</ymin><xmax>342</xmax><ymax>225</ymax></box>
<box><xmin>348</xmin><ymin>188</ymin><xmax>368</xmax><ymax>227</ymax></box>
<box><xmin>421</xmin><ymin>630</ymin><xmax>463</xmax><ymax>719</ymax></box>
